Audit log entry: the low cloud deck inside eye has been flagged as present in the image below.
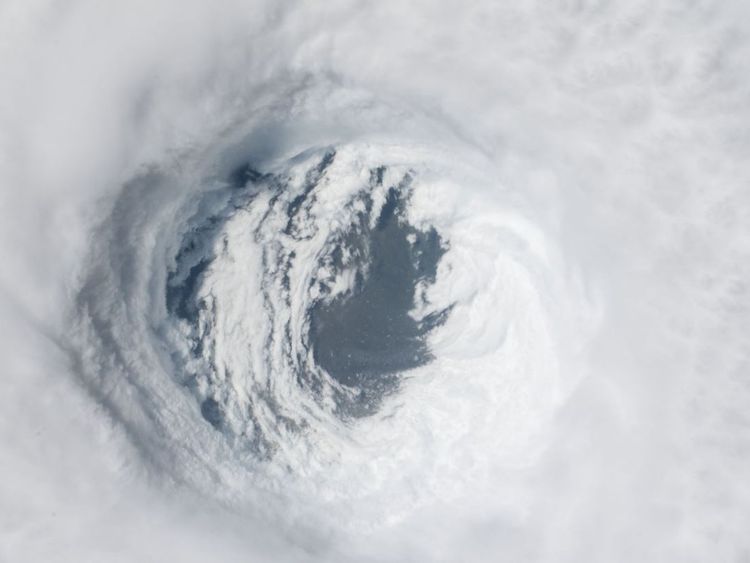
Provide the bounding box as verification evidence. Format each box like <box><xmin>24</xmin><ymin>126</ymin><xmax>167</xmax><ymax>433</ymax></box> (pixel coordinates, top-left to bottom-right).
<box><xmin>164</xmin><ymin>155</ymin><xmax>452</xmax><ymax>429</ymax></box>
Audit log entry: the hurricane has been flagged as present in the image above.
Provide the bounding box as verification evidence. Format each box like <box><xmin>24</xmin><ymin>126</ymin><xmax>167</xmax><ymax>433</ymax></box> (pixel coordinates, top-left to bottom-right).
<box><xmin>2</xmin><ymin>1</ymin><xmax>749</xmax><ymax>562</ymax></box>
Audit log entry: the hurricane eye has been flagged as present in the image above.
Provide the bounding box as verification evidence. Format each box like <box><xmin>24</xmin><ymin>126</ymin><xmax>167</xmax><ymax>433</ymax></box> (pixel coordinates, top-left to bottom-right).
<box><xmin>72</xmin><ymin>133</ymin><xmax>571</xmax><ymax>535</ymax></box>
<box><xmin>164</xmin><ymin>152</ymin><xmax>452</xmax><ymax>430</ymax></box>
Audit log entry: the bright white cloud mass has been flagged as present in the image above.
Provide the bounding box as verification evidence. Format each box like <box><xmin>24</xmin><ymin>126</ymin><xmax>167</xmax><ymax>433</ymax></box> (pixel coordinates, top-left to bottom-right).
<box><xmin>1</xmin><ymin>1</ymin><xmax>750</xmax><ymax>561</ymax></box>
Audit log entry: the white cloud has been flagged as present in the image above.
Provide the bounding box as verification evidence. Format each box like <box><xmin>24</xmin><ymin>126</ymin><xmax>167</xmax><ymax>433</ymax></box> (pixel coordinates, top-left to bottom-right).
<box><xmin>2</xmin><ymin>0</ymin><xmax>750</xmax><ymax>561</ymax></box>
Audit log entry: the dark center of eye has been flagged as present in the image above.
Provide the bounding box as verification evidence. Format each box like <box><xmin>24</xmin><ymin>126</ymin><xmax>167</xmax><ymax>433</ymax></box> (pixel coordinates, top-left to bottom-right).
<box><xmin>310</xmin><ymin>185</ymin><xmax>449</xmax><ymax>413</ymax></box>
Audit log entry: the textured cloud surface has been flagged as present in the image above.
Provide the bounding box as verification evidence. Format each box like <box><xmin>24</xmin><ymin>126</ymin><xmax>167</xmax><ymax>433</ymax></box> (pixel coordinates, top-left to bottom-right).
<box><xmin>2</xmin><ymin>1</ymin><xmax>750</xmax><ymax>562</ymax></box>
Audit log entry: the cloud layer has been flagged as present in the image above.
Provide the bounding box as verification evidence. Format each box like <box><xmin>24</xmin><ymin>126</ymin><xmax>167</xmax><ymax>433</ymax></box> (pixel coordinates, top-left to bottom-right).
<box><xmin>2</xmin><ymin>1</ymin><xmax>750</xmax><ymax>561</ymax></box>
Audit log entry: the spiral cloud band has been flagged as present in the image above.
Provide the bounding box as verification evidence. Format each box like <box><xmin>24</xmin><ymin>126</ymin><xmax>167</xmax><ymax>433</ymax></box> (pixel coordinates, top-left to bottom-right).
<box><xmin>2</xmin><ymin>1</ymin><xmax>750</xmax><ymax>562</ymax></box>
